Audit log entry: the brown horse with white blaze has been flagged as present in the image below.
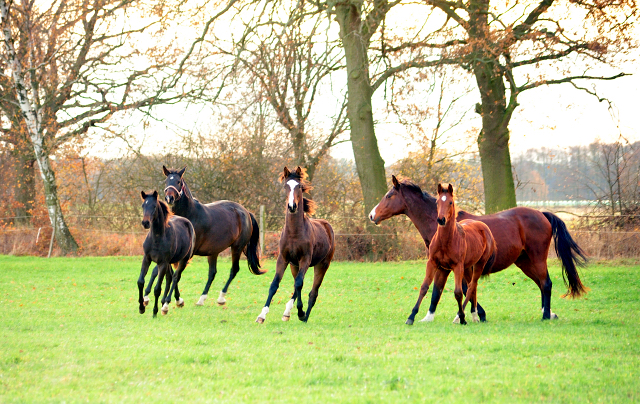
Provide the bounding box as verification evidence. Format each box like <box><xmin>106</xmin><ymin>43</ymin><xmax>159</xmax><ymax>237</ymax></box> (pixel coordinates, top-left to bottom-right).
<box><xmin>256</xmin><ymin>166</ymin><xmax>335</xmax><ymax>324</ymax></box>
<box><xmin>412</xmin><ymin>183</ymin><xmax>497</xmax><ymax>325</ymax></box>
<box><xmin>369</xmin><ymin>176</ymin><xmax>588</xmax><ymax>324</ymax></box>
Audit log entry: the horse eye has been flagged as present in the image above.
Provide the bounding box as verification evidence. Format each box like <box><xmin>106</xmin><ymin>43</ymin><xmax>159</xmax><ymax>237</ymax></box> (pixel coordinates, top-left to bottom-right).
<box><xmin>449</xmin><ymin>201</ymin><xmax>452</xmax><ymax>205</ymax></box>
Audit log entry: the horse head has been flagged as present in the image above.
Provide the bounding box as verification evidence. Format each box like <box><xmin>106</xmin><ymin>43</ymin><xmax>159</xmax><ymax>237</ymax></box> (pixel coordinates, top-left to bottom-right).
<box><xmin>436</xmin><ymin>183</ymin><xmax>455</xmax><ymax>226</ymax></box>
<box><xmin>162</xmin><ymin>165</ymin><xmax>186</xmax><ymax>205</ymax></box>
<box><xmin>369</xmin><ymin>175</ymin><xmax>409</xmax><ymax>225</ymax></box>
<box><xmin>280</xmin><ymin>166</ymin><xmax>314</xmax><ymax>215</ymax></box>
<box><xmin>140</xmin><ymin>190</ymin><xmax>159</xmax><ymax>229</ymax></box>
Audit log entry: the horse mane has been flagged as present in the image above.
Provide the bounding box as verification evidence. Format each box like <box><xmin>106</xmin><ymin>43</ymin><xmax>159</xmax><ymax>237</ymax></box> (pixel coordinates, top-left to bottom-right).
<box><xmin>279</xmin><ymin>168</ymin><xmax>314</xmax><ymax>193</ymax></box>
<box><xmin>303</xmin><ymin>197</ymin><xmax>316</xmax><ymax>215</ymax></box>
<box><xmin>398</xmin><ymin>178</ymin><xmax>437</xmax><ymax>204</ymax></box>
<box><xmin>157</xmin><ymin>198</ymin><xmax>173</xmax><ymax>226</ymax></box>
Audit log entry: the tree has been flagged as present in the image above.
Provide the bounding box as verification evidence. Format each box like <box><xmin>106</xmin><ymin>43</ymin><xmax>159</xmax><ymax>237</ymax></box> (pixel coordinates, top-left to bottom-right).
<box><xmin>0</xmin><ymin>0</ymin><xmax>214</xmax><ymax>252</ymax></box>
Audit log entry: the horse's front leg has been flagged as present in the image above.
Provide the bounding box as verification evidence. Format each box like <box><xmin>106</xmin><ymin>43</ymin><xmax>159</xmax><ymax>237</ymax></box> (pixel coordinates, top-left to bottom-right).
<box><xmin>161</xmin><ymin>265</ymin><xmax>174</xmax><ymax>315</ymax></box>
<box><xmin>293</xmin><ymin>259</ymin><xmax>311</xmax><ymax>322</ymax></box>
<box><xmin>407</xmin><ymin>259</ymin><xmax>437</xmax><ymax>325</ymax></box>
<box><xmin>256</xmin><ymin>255</ymin><xmax>288</xmax><ymax>324</ymax></box>
<box><xmin>453</xmin><ymin>263</ymin><xmax>466</xmax><ymax>325</ymax></box>
<box><xmin>420</xmin><ymin>268</ymin><xmax>450</xmax><ymax>322</ymax></box>
<box><xmin>138</xmin><ymin>256</ymin><xmax>152</xmax><ymax>314</ymax></box>
<box><xmin>144</xmin><ymin>265</ymin><xmax>158</xmax><ymax>308</ymax></box>
<box><xmin>196</xmin><ymin>255</ymin><xmax>218</xmax><ymax>306</ymax></box>
<box><xmin>282</xmin><ymin>265</ymin><xmax>299</xmax><ymax>321</ymax></box>
<box><xmin>153</xmin><ymin>264</ymin><xmax>168</xmax><ymax>318</ymax></box>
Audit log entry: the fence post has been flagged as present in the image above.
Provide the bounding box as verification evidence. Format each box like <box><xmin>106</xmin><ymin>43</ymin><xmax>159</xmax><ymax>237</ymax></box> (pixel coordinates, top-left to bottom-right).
<box><xmin>259</xmin><ymin>205</ymin><xmax>265</xmax><ymax>256</ymax></box>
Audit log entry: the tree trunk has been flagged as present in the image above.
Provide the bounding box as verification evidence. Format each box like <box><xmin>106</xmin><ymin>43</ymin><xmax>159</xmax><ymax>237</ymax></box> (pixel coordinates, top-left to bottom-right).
<box><xmin>334</xmin><ymin>4</ymin><xmax>388</xmax><ymax>215</ymax></box>
<box><xmin>12</xmin><ymin>147</ymin><xmax>35</xmax><ymax>225</ymax></box>
<box><xmin>469</xmin><ymin>0</ymin><xmax>517</xmax><ymax>214</ymax></box>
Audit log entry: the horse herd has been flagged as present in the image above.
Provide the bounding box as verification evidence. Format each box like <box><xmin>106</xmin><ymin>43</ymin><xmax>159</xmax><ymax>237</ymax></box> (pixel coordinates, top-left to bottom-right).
<box><xmin>137</xmin><ymin>165</ymin><xmax>588</xmax><ymax>325</ymax></box>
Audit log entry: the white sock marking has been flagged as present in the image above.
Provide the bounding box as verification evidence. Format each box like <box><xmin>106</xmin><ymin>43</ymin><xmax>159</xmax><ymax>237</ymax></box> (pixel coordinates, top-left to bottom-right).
<box><xmin>162</xmin><ymin>302</ymin><xmax>169</xmax><ymax>312</ymax></box>
<box><xmin>452</xmin><ymin>314</ymin><xmax>460</xmax><ymax>324</ymax></box>
<box><xmin>471</xmin><ymin>312</ymin><xmax>480</xmax><ymax>322</ymax></box>
<box><xmin>419</xmin><ymin>311</ymin><xmax>435</xmax><ymax>322</ymax></box>
<box><xmin>217</xmin><ymin>291</ymin><xmax>227</xmax><ymax>304</ymax></box>
<box><xmin>283</xmin><ymin>298</ymin><xmax>295</xmax><ymax>317</ymax></box>
<box><xmin>196</xmin><ymin>294</ymin><xmax>207</xmax><ymax>306</ymax></box>
<box><xmin>257</xmin><ymin>306</ymin><xmax>269</xmax><ymax>320</ymax></box>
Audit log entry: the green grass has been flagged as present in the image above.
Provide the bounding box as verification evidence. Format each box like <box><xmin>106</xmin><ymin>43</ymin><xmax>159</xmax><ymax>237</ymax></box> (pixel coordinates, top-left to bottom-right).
<box><xmin>0</xmin><ymin>256</ymin><xmax>638</xmax><ymax>403</ymax></box>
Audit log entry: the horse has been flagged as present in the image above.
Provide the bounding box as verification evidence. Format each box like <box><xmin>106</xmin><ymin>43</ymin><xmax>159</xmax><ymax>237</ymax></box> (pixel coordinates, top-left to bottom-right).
<box><xmin>138</xmin><ymin>190</ymin><xmax>195</xmax><ymax>317</ymax></box>
<box><xmin>256</xmin><ymin>166</ymin><xmax>335</xmax><ymax>324</ymax></box>
<box><xmin>153</xmin><ymin>166</ymin><xmax>267</xmax><ymax>308</ymax></box>
<box><xmin>369</xmin><ymin>175</ymin><xmax>588</xmax><ymax>323</ymax></box>
<box><xmin>408</xmin><ymin>183</ymin><xmax>497</xmax><ymax>325</ymax></box>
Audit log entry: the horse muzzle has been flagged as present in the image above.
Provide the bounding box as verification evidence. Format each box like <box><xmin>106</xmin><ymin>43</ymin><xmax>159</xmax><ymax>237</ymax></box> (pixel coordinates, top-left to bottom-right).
<box><xmin>437</xmin><ymin>217</ymin><xmax>446</xmax><ymax>226</ymax></box>
<box><xmin>288</xmin><ymin>203</ymin><xmax>297</xmax><ymax>213</ymax></box>
<box><xmin>369</xmin><ymin>214</ymin><xmax>380</xmax><ymax>225</ymax></box>
<box><xmin>141</xmin><ymin>220</ymin><xmax>150</xmax><ymax>229</ymax></box>
<box><xmin>165</xmin><ymin>194</ymin><xmax>175</xmax><ymax>205</ymax></box>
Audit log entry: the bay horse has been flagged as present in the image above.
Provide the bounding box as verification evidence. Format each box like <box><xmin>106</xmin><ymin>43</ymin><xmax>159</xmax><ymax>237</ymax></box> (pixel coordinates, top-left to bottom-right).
<box><xmin>256</xmin><ymin>166</ymin><xmax>335</xmax><ymax>324</ymax></box>
<box><xmin>138</xmin><ymin>191</ymin><xmax>195</xmax><ymax>317</ymax></box>
<box><xmin>155</xmin><ymin>166</ymin><xmax>266</xmax><ymax>308</ymax></box>
<box><xmin>369</xmin><ymin>175</ymin><xmax>588</xmax><ymax>323</ymax></box>
<box><xmin>411</xmin><ymin>183</ymin><xmax>497</xmax><ymax>325</ymax></box>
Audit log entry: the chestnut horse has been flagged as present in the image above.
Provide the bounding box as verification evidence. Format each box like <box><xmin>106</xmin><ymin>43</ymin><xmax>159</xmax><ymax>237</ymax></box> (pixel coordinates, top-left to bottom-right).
<box><xmin>138</xmin><ymin>191</ymin><xmax>195</xmax><ymax>317</ymax></box>
<box><xmin>369</xmin><ymin>176</ymin><xmax>588</xmax><ymax>323</ymax></box>
<box><xmin>147</xmin><ymin>166</ymin><xmax>267</xmax><ymax>308</ymax></box>
<box><xmin>256</xmin><ymin>167</ymin><xmax>335</xmax><ymax>324</ymax></box>
<box><xmin>409</xmin><ymin>183</ymin><xmax>497</xmax><ymax>325</ymax></box>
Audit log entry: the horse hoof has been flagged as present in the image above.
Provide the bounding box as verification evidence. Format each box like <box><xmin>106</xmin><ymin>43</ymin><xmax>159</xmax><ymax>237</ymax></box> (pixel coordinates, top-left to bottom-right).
<box><xmin>256</xmin><ymin>317</ymin><xmax>265</xmax><ymax>324</ymax></box>
<box><xmin>216</xmin><ymin>291</ymin><xmax>227</xmax><ymax>306</ymax></box>
<box><xmin>216</xmin><ymin>300</ymin><xmax>226</xmax><ymax>306</ymax></box>
<box><xmin>405</xmin><ymin>319</ymin><xmax>414</xmax><ymax>325</ymax></box>
<box><xmin>452</xmin><ymin>315</ymin><xmax>460</xmax><ymax>324</ymax></box>
<box><xmin>176</xmin><ymin>298</ymin><xmax>185</xmax><ymax>308</ymax></box>
<box><xmin>471</xmin><ymin>312</ymin><xmax>480</xmax><ymax>323</ymax></box>
<box><xmin>551</xmin><ymin>313</ymin><xmax>558</xmax><ymax>320</ymax></box>
<box><xmin>419</xmin><ymin>312</ymin><xmax>435</xmax><ymax>322</ymax></box>
<box><xmin>460</xmin><ymin>319</ymin><xmax>467</xmax><ymax>325</ymax></box>
<box><xmin>196</xmin><ymin>295</ymin><xmax>207</xmax><ymax>306</ymax></box>
<box><xmin>139</xmin><ymin>308</ymin><xmax>145</xmax><ymax>314</ymax></box>
<box><xmin>143</xmin><ymin>296</ymin><xmax>150</xmax><ymax>307</ymax></box>
<box><xmin>282</xmin><ymin>315</ymin><xmax>290</xmax><ymax>322</ymax></box>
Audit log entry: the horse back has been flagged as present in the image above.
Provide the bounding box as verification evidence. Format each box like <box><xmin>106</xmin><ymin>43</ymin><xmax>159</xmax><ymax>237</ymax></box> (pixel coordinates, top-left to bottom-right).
<box><xmin>191</xmin><ymin>200</ymin><xmax>252</xmax><ymax>254</ymax></box>
<box><xmin>457</xmin><ymin>207</ymin><xmax>551</xmax><ymax>271</ymax></box>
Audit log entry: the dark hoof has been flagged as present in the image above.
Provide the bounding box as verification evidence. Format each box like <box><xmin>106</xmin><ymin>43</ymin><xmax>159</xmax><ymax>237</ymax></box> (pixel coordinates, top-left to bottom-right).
<box><xmin>176</xmin><ymin>298</ymin><xmax>185</xmax><ymax>308</ymax></box>
<box><xmin>406</xmin><ymin>319</ymin><xmax>414</xmax><ymax>325</ymax></box>
<box><xmin>459</xmin><ymin>317</ymin><xmax>467</xmax><ymax>325</ymax></box>
<box><xmin>139</xmin><ymin>307</ymin><xmax>145</xmax><ymax>314</ymax></box>
<box><xmin>480</xmin><ymin>318</ymin><xmax>487</xmax><ymax>323</ymax></box>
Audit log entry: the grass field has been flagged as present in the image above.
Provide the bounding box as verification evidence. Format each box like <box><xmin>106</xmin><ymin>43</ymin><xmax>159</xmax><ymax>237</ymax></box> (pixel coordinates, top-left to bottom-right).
<box><xmin>1</xmin><ymin>256</ymin><xmax>638</xmax><ymax>403</ymax></box>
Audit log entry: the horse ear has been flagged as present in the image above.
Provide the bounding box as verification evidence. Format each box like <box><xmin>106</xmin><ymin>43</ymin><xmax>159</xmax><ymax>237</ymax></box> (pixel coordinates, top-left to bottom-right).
<box><xmin>152</xmin><ymin>190</ymin><xmax>158</xmax><ymax>199</ymax></box>
<box><xmin>448</xmin><ymin>183</ymin><xmax>454</xmax><ymax>195</ymax></box>
<box><xmin>178</xmin><ymin>166</ymin><xmax>187</xmax><ymax>177</ymax></box>
<box><xmin>295</xmin><ymin>166</ymin><xmax>302</xmax><ymax>176</ymax></box>
<box><xmin>162</xmin><ymin>165</ymin><xmax>170</xmax><ymax>177</ymax></box>
<box><xmin>283</xmin><ymin>166</ymin><xmax>291</xmax><ymax>178</ymax></box>
<box><xmin>391</xmin><ymin>175</ymin><xmax>400</xmax><ymax>189</ymax></box>
<box><xmin>437</xmin><ymin>183</ymin><xmax>443</xmax><ymax>194</ymax></box>
<box><xmin>140</xmin><ymin>190</ymin><xmax>147</xmax><ymax>200</ymax></box>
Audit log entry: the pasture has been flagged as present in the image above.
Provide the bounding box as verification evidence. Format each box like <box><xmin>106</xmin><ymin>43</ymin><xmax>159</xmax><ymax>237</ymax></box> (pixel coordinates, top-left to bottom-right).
<box><xmin>1</xmin><ymin>256</ymin><xmax>638</xmax><ymax>403</ymax></box>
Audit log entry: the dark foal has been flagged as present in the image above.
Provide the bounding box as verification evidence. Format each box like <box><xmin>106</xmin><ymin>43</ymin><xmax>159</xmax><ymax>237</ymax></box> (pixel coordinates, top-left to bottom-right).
<box><xmin>138</xmin><ymin>191</ymin><xmax>195</xmax><ymax>317</ymax></box>
<box><xmin>256</xmin><ymin>166</ymin><xmax>335</xmax><ymax>324</ymax></box>
<box><xmin>142</xmin><ymin>166</ymin><xmax>266</xmax><ymax>308</ymax></box>
<box><xmin>407</xmin><ymin>184</ymin><xmax>497</xmax><ymax>325</ymax></box>
<box><xmin>369</xmin><ymin>176</ymin><xmax>588</xmax><ymax>323</ymax></box>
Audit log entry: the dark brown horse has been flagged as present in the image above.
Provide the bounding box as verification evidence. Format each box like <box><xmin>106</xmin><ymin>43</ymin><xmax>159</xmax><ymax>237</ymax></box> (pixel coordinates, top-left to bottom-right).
<box><xmin>148</xmin><ymin>166</ymin><xmax>267</xmax><ymax>308</ymax></box>
<box><xmin>138</xmin><ymin>191</ymin><xmax>195</xmax><ymax>317</ymax></box>
<box><xmin>369</xmin><ymin>176</ymin><xmax>588</xmax><ymax>323</ymax></box>
<box><xmin>256</xmin><ymin>166</ymin><xmax>335</xmax><ymax>324</ymax></box>
<box><xmin>412</xmin><ymin>183</ymin><xmax>497</xmax><ymax>325</ymax></box>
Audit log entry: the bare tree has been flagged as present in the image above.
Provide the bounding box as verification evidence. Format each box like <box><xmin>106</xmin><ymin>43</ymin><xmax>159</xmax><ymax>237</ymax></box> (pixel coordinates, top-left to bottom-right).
<box><xmin>0</xmin><ymin>0</ymin><xmax>221</xmax><ymax>252</ymax></box>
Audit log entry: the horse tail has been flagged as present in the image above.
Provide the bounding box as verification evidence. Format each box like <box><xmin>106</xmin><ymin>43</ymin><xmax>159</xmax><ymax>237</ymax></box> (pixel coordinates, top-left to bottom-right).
<box><xmin>482</xmin><ymin>228</ymin><xmax>497</xmax><ymax>276</ymax></box>
<box><xmin>246</xmin><ymin>212</ymin><xmax>266</xmax><ymax>275</ymax></box>
<box><xmin>542</xmin><ymin>212</ymin><xmax>589</xmax><ymax>298</ymax></box>
<box><xmin>188</xmin><ymin>220</ymin><xmax>196</xmax><ymax>260</ymax></box>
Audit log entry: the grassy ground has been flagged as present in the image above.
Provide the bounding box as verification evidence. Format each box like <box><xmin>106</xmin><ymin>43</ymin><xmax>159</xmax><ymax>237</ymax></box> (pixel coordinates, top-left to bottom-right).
<box><xmin>0</xmin><ymin>256</ymin><xmax>638</xmax><ymax>403</ymax></box>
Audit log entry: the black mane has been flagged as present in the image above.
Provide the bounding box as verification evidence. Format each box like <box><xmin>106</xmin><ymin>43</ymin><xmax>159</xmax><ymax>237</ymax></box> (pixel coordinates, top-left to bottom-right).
<box><xmin>399</xmin><ymin>179</ymin><xmax>437</xmax><ymax>204</ymax></box>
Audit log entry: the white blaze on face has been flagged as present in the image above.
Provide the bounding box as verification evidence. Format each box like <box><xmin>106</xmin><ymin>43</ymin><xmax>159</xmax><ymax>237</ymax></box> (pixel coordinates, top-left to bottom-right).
<box><xmin>369</xmin><ymin>204</ymin><xmax>378</xmax><ymax>220</ymax></box>
<box><xmin>441</xmin><ymin>195</ymin><xmax>447</xmax><ymax>202</ymax></box>
<box><xmin>287</xmin><ymin>179</ymin><xmax>299</xmax><ymax>209</ymax></box>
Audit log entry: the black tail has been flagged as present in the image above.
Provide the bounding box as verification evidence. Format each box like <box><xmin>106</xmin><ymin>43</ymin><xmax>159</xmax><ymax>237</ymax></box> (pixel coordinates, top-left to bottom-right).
<box><xmin>482</xmin><ymin>249</ymin><xmax>497</xmax><ymax>276</ymax></box>
<box><xmin>543</xmin><ymin>212</ymin><xmax>589</xmax><ymax>298</ymax></box>
<box><xmin>245</xmin><ymin>213</ymin><xmax>266</xmax><ymax>275</ymax></box>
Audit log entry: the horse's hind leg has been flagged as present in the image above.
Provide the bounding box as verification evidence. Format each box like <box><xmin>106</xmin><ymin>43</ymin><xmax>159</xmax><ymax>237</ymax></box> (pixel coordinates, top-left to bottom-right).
<box><xmin>294</xmin><ymin>263</ymin><xmax>311</xmax><ymax>321</ymax></box>
<box><xmin>303</xmin><ymin>260</ymin><xmax>331</xmax><ymax>323</ymax></box>
<box><xmin>282</xmin><ymin>265</ymin><xmax>299</xmax><ymax>321</ymax></box>
<box><xmin>407</xmin><ymin>259</ymin><xmax>437</xmax><ymax>325</ymax></box>
<box><xmin>196</xmin><ymin>254</ymin><xmax>219</xmax><ymax>306</ymax></box>
<box><xmin>144</xmin><ymin>265</ymin><xmax>159</xmax><ymax>307</ymax></box>
<box><xmin>166</xmin><ymin>263</ymin><xmax>187</xmax><ymax>311</ymax></box>
<box><xmin>161</xmin><ymin>266</ymin><xmax>174</xmax><ymax>315</ymax></box>
<box><xmin>153</xmin><ymin>264</ymin><xmax>168</xmax><ymax>318</ymax></box>
<box><xmin>515</xmin><ymin>254</ymin><xmax>557</xmax><ymax>320</ymax></box>
<box><xmin>218</xmin><ymin>248</ymin><xmax>242</xmax><ymax>306</ymax></box>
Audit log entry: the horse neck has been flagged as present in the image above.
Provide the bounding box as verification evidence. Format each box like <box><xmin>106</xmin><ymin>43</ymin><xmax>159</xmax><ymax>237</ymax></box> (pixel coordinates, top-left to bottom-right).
<box><xmin>284</xmin><ymin>204</ymin><xmax>307</xmax><ymax>235</ymax></box>
<box><xmin>151</xmin><ymin>205</ymin><xmax>168</xmax><ymax>237</ymax></box>
<box><xmin>172</xmin><ymin>181</ymin><xmax>197</xmax><ymax>215</ymax></box>
<box><xmin>402</xmin><ymin>191</ymin><xmax>438</xmax><ymax>243</ymax></box>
